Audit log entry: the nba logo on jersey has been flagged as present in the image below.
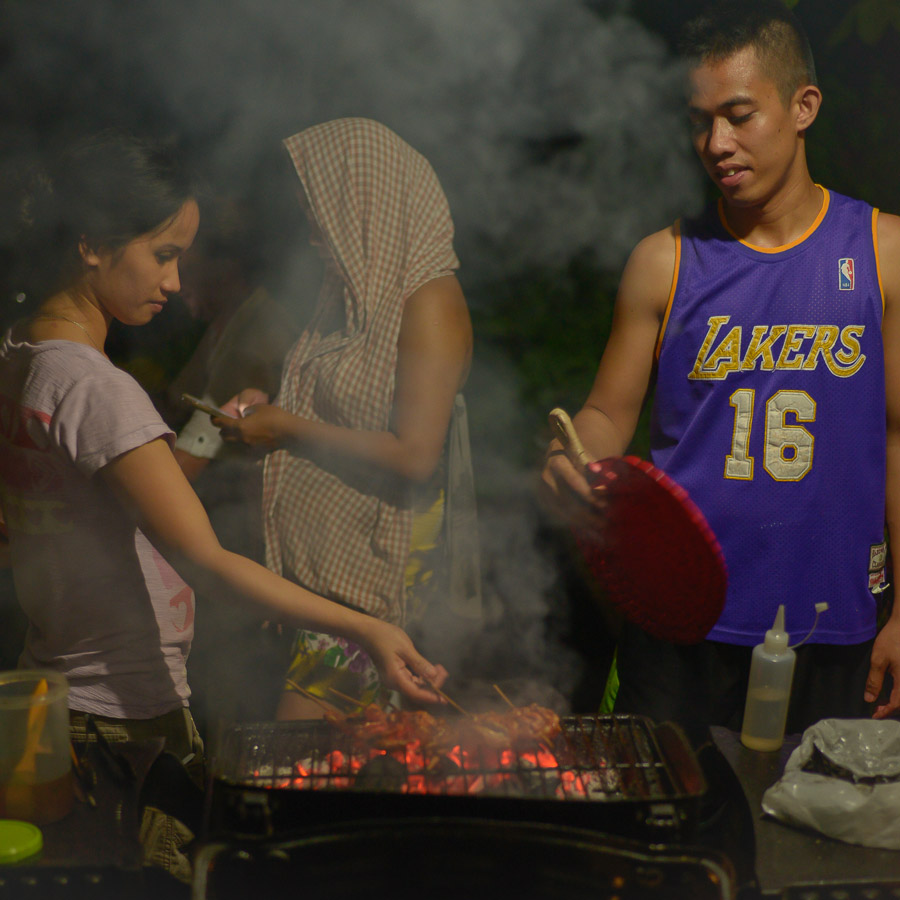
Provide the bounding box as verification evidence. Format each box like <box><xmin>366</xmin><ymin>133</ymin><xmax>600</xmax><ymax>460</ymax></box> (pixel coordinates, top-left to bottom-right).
<box><xmin>839</xmin><ymin>257</ymin><xmax>855</xmax><ymax>290</ymax></box>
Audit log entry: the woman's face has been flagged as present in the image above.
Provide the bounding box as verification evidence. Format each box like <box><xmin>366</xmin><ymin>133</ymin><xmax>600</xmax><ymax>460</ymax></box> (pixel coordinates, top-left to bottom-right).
<box><xmin>82</xmin><ymin>199</ymin><xmax>200</xmax><ymax>325</ymax></box>
<box><xmin>295</xmin><ymin>188</ymin><xmax>332</xmax><ymax>262</ymax></box>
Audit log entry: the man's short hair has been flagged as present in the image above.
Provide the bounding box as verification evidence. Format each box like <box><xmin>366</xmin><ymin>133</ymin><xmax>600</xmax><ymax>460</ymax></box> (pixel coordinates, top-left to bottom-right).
<box><xmin>678</xmin><ymin>0</ymin><xmax>817</xmax><ymax>104</ymax></box>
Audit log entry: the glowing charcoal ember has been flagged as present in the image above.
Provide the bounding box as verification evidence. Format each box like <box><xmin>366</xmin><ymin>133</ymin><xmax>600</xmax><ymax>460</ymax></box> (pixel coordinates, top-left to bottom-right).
<box><xmin>558</xmin><ymin>769</ymin><xmax>589</xmax><ymax>798</ymax></box>
<box><xmin>466</xmin><ymin>775</ymin><xmax>485</xmax><ymax>794</ymax></box>
<box><xmin>286</xmin><ymin>728</ymin><xmax>582</xmax><ymax>797</ymax></box>
<box><xmin>406</xmin><ymin>775</ymin><xmax>426</xmax><ymax>793</ymax></box>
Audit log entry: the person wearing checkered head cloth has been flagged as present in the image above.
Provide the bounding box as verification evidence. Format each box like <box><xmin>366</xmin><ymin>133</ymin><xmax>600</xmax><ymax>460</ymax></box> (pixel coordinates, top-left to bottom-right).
<box><xmin>218</xmin><ymin>118</ymin><xmax>480</xmax><ymax>720</ymax></box>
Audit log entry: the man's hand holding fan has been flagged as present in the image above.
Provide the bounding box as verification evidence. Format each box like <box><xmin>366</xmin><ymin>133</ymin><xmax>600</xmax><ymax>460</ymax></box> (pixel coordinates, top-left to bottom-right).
<box><xmin>546</xmin><ymin>408</ymin><xmax>727</xmax><ymax>645</ymax></box>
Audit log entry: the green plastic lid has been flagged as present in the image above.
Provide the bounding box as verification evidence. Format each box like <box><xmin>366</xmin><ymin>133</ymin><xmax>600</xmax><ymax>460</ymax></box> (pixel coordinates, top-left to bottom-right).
<box><xmin>0</xmin><ymin>819</ymin><xmax>43</xmax><ymax>864</ymax></box>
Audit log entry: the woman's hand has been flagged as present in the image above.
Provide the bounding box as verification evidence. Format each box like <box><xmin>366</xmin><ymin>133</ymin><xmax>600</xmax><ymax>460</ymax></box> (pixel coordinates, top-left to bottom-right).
<box><xmin>216</xmin><ymin>388</ymin><xmax>297</xmax><ymax>450</ymax></box>
<box><xmin>357</xmin><ymin>617</ymin><xmax>449</xmax><ymax>706</ymax></box>
<box><xmin>220</xmin><ymin>388</ymin><xmax>270</xmax><ymax>419</ymax></box>
<box><xmin>216</xmin><ymin>404</ymin><xmax>299</xmax><ymax>450</ymax></box>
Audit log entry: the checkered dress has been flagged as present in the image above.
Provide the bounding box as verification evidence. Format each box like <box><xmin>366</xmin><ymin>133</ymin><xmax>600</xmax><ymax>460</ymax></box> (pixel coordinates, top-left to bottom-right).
<box><xmin>263</xmin><ymin>118</ymin><xmax>459</xmax><ymax>625</ymax></box>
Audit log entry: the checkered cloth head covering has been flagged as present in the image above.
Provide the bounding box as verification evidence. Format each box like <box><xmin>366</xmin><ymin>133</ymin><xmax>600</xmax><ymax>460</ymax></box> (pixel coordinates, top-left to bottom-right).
<box><xmin>262</xmin><ymin>118</ymin><xmax>459</xmax><ymax>624</ymax></box>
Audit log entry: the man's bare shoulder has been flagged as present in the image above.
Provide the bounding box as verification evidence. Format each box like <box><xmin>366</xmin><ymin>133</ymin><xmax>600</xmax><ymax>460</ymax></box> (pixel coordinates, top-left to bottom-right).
<box><xmin>877</xmin><ymin>209</ymin><xmax>900</xmax><ymax>244</ymax></box>
<box><xmin>619</xmin><ymin>222</ymin><xmax>679</xmax><ymax>317</ymax></box>
<box><xmin>876</xmin><ymin>211</ymin><xmax>900</xmax><ymax>305</ymax></box>
<box><xmin>629</xmin><ymin>221</ymin><xmax>678</xmax><ymax>260</ymax></box>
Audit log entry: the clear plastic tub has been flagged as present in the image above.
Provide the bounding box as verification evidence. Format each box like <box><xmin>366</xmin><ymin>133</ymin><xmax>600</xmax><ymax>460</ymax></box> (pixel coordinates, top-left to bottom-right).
<box><xmin>0</xmin><ymin>669</ymin><xmax>73</xmax><ymax>824</ymax></box>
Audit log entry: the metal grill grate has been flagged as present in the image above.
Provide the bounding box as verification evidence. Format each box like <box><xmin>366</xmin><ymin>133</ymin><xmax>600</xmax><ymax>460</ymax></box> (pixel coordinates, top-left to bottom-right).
<box><xmin>213</xmin><ymin>714</ymin><xmax>693</xmax><ymax>804</ymax></box>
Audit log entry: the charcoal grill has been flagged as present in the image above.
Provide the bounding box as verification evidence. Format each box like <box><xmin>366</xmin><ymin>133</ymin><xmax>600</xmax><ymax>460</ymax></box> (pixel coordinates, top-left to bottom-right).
<box><xmin>206</xmin><ymin>713</ymin><xmax>707</xmax><ymax>842</ymax></box>
<box><xmin>194</xmin><ymin>818</ymin><xmax>739</xmax><ymax>900</ymax></box>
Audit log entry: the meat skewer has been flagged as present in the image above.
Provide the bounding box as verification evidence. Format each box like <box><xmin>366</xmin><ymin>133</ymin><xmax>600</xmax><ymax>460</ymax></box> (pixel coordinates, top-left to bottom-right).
<box><xmin>322</xmin><ymin>701</ymin><xmax>561</xmax><ymax>753</ymax></box>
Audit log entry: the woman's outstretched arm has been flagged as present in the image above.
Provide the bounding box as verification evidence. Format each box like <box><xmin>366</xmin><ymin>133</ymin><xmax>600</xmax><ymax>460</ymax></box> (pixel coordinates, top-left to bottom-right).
<box><xmin>101</xmin><ymin>437</ymin><xmax>448</xmax><ymax>703</ymax></box>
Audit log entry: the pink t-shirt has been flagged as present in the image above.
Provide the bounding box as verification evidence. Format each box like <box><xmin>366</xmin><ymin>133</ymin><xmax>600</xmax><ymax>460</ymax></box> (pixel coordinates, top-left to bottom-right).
<box><xmin>0</xmin><ymin>334</ymin><xmax>194</xmax><ymax>718</ymax></box>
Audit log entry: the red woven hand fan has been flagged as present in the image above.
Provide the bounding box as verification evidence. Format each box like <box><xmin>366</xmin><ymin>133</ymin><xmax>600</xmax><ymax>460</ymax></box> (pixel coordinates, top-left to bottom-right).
<box><xmin>549</xmin><ymin>408</ymin><xmax>727</xmax><ymax>645</ymax></box>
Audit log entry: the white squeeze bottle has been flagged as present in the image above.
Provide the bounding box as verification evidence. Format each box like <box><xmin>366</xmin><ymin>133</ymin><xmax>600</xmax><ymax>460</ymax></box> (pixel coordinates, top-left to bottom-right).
<box><xmin>740</xmin><ymin>604</ymin><xmax>796</xmax><ymax>751</ymax></box>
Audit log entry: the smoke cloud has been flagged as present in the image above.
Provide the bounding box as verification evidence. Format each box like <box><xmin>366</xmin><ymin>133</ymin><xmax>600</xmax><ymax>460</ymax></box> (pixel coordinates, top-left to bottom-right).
<box><xmin>1</xmin><ymin>0</ymin><xmax>702</xmax><ymax>284</ymax></box>
<box><xmin>0</xmin><ymin>0</ymin><xmax>704</xmax><ymax>710</ymax></box>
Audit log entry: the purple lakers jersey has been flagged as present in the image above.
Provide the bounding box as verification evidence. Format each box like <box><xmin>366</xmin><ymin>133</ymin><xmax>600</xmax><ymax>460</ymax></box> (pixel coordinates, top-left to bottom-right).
<box><xmin>652</xmin><ymin>188</ymin><xmax>886</xmax><ymax>645</ymax></box>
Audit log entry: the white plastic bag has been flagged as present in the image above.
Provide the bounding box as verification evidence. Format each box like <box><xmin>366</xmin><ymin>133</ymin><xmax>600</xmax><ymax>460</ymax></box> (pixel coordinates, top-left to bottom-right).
<box><xmin>761</xmin><ymin>718</ymin><xmax>900</xmax><ymax>850</ymax></box>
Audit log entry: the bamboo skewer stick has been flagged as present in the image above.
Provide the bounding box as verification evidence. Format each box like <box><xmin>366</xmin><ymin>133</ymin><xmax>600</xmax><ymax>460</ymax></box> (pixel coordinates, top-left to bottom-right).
<box><xmin>423</xmin><ymin>680</ymin><xmax>470</xmax><ymax>717</ymax></box>
<box><xmin>492</xmin><ymin>684</ymin><xmax>515</xmax><ymax>708</ymax></box>
<box><xmin>324</xmin><ymin>685</ymin><xmax>366</xmax><ymax>710</ymax></box>
<box><xmin>318</xmin><ymin>676</ymin><xmax>472</xmax><ymax>718</ymax></box>
<box><xmin>285</xmin><ymin>679</ymin><xmax>345</xmax><ymax>715</ymax></box>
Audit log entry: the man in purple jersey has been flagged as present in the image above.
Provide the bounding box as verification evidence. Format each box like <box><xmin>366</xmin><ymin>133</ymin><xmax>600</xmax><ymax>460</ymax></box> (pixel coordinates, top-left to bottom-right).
<box><xmin>541</xmin><ymin>0</ymin><xmax>900</xmax><ymax>744</ymax></box>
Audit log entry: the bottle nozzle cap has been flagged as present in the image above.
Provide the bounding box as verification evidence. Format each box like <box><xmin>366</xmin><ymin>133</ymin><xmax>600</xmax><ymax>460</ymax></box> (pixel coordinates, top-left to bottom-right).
<box><xmin>773</xmin><ymin>604</ymin><xmax>785</xmax><ymax>633</ymax></box>
<box><xmin>763</xmin><ymin>604</ymin><xmax>789</xmax><ymax>653</ymax></box>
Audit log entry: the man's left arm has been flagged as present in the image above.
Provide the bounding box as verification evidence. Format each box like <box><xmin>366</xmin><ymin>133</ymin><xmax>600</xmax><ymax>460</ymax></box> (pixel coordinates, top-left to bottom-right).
<box><xmin>867</xmin><ymin>210</ymin><xmax>900</xmax><ymax>718</ymax></box>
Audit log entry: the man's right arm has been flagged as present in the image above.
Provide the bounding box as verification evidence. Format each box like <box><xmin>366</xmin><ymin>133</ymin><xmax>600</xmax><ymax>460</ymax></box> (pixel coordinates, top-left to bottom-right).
<box><xmin>539</xmin><ymin>223</ymin><xmax>678</xmax><ymax>527</ymax></box>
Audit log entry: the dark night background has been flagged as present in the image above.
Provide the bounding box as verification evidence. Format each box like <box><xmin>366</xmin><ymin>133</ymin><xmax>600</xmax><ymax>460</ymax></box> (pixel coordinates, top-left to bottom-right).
<box><xmin>0</xmin><ymin>0</ymin><xmax>898</xmax><ymax>712</ymax></box>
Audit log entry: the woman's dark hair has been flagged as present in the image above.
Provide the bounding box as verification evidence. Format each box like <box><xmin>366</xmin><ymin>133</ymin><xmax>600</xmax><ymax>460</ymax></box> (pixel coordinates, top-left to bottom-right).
<box><xmin>9</xmin><ymin>129</ymin><xmax>197</xmax><ymax>309</ymax></box>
